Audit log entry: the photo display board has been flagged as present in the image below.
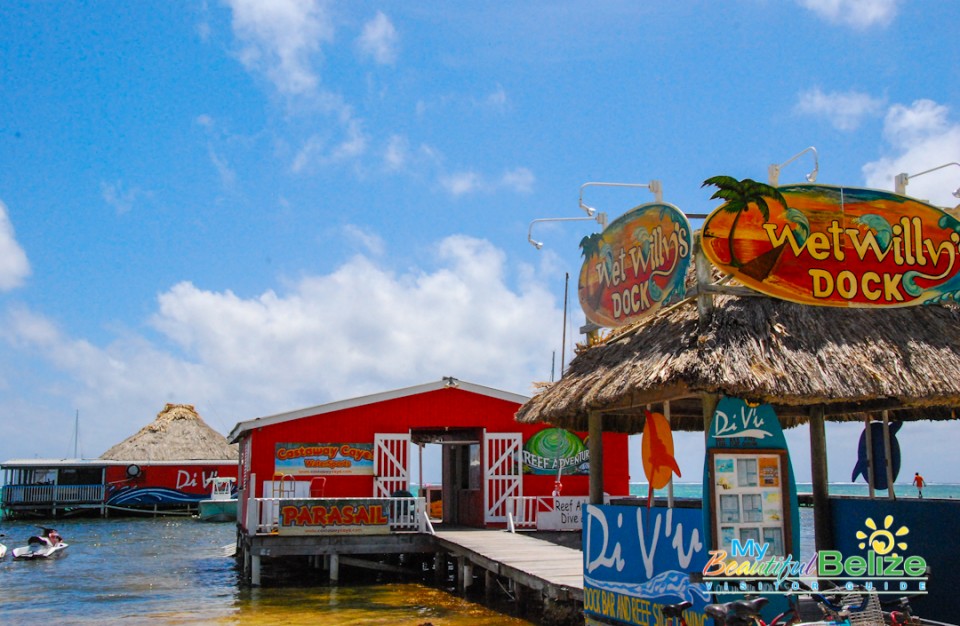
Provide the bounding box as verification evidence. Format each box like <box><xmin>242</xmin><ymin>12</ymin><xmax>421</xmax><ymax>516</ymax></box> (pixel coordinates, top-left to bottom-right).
<box><xmin>710</xmin><ymin>450</ymin><xmax>788</xmax><ymax>557</ymax></box>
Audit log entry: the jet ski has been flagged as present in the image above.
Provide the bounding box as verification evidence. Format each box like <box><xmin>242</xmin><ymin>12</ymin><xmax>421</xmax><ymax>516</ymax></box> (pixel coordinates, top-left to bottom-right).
<box><xmin>12</xmin><ymin>527</ymin><xmax>68</xmax><ymax>560</ymax></box>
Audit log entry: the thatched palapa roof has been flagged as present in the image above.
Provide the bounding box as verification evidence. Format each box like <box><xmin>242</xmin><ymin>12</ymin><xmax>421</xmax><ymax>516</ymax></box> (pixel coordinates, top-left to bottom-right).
<box><xmin>101</xmin><ymin>403</ymin><xmax>238</xmax><ymax>461</ymax></box>
<box><xmin>516</xmin><ymin>293</ymin><xmax>960</xmax><ymax>433</ymax></box>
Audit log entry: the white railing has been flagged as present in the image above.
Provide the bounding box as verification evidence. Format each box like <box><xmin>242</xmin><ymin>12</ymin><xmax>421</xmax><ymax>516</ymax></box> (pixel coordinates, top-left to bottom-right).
<box><xmin>507</xmin><ymin>495</ymin><xmax>555</xmax><ymax>529</ymax></box>
<box><xmin>2</xmin><ymin>484</ymin><xmax>105</xmax><ymax>505</ymax></box>
<box><xmin>248</xmin><ymin>496</ymin><xmax>427</xmax><ymax>535</ymax></box>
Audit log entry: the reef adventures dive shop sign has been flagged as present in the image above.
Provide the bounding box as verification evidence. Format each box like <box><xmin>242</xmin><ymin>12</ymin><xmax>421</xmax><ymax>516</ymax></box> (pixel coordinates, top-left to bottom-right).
<box><xmin>274</xmin><ymin>442</ymin><xmax>374</xmax><ymax>476</ymax></box>
<box><xmin>579</xmin><ymin>202</ymin><xmax>692</xmax><ymax>327</ymax></box>
<box><xmin>701</xmin><ymin>182</ymin><xmax>960</xmax><ymax>307</ymax></box>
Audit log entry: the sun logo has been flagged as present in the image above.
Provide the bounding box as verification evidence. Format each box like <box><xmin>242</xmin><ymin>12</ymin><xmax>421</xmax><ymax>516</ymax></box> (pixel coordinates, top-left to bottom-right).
<box><xmin>856</xmin><ymin>515</ymin><xmax>909</xmax><ymax>556</ymax></box>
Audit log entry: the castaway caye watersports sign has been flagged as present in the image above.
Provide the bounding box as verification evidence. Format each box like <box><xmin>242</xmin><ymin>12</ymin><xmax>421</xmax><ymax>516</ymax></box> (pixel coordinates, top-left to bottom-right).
<box><xmin>579</xmin><ymin>202</ymin><xmax>692</xmax><ymax>327</ymax></box>
<box><xmin>701</xmin><ymin>179</ymin><xmax>960</xmax><ymax>307</ymax></box>
<box><xmin>274</xmin><ymin>442</ymin><xmax>374</xmax><ymax>476</ymax></box>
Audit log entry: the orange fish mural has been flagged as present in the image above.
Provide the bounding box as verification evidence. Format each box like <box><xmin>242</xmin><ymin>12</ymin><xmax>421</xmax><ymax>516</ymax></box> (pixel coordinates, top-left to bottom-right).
<box><xmin>641</xmin><ymin>409</ymin><xmax>681</xmax><ymax>508</ymax></box>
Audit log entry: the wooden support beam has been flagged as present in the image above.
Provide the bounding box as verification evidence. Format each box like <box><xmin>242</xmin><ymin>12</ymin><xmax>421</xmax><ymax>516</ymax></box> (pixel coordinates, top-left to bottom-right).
<box><xmin>864</xmin><ymin>415</ymin><xmax>876</xmax><ymax>499</ymax></box>
<box><xmin>434</xmin><ymin>552</ymin><xmax>445</xmax><ymax>585</ymax></box>
<box><xmin>251</xmin><ymin>554</ymin><xmax>261</xmax><ymax>587</ymax></box>
<box><xmin>695</xmin><ymin>233</ymin><xmax>714</xmax><ymax>328</ymax></box>
<box><xmin>808</xmin><ymin>405</ymin><xmax>832</xmax><ymax>552</ymax></box>
<box><xmin>330</xmin><ymin>553</ymin><xmax>339</xmax><ymax>584</ymax></box>
<box><xmin>588</xmin><ymin>411</ymin><xmax>604</xmax><ymax>504</ymax></box>
<box><xmin>337</xmin><ymin>556</ymin><xmax>417</xmax><ymax>576</ymax></box>
<box><xmin>702</xmin><ymin>394</ymin><xmax>718</xmax><ymax>444</ymax></box>
<box><xmin>882</xmin><ymin>411</ymin><xmax>896</xmax><ymax>501</ymax></box>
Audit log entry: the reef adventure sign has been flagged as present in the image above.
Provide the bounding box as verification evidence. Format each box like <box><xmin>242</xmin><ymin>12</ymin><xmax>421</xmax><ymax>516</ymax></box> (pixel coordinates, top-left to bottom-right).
<box><xmin>701</xmin><ymin>182</ymin><xmax>960</xmax><ymax>307</ymax></box>
<box><xmin>579</xmin><ymin>202</ymin><xmax>692</xmax><ymax>327</ymax></box>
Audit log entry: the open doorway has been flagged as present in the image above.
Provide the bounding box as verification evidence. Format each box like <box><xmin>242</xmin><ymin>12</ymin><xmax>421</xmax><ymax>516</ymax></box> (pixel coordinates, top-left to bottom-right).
<box><xmin>411</xmin><ymin>428</ymin><xmax>483</xmax><ymax>527</ymax></box>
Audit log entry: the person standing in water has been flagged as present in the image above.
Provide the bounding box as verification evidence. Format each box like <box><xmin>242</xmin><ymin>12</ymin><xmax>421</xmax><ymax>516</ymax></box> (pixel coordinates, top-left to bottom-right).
<box><xmin>912</xmin><ymin>472</ymin><xmax>926</xmax><ymax>498</ymax></box>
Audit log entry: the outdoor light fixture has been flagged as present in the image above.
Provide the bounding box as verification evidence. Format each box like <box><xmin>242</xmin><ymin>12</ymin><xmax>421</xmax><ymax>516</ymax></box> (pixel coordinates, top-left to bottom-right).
<box><xmin>578</xmin><ymin>180</ymin><xmax>663</xmax><ymax>217</ymax></box>
<box><xmin>527</xmin><ymin>214</ymin><xmax>607</xmax><ymax>250</ymax></box>
<box><xmin>894</xmin><ymin>162</ymin><xmax>960</xmax><ymax>196</ymax></box>
<box><xmin>768</xmin><ymin>146</ymin><xmax>818</xmax><ymax>187</ymax></box>
<box><xmin>528</xmin><ymin>179</ymin><xmax>661</xmax><ymax>250</ymax></box>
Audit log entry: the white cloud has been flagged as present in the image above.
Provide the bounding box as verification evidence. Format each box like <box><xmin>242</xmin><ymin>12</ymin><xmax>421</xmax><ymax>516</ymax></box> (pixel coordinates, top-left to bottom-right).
<box><xmin>291</xmin><ymin>120</ymin><xmax>369</xmax><ymax>173</ymax></box>
<box><xmin>797</xmin><ymin>0</ymin><xmax>898</xmax><ymax>29</ymax></box>
<box><xmin>357</xmin><ymin>11</ymin><xmax>399</xmax><ymax>65</ymax></box>
<box><xmin>795</xmin><ymin>87</ymin><xmax>885</xmax><ymax>131</ymax></box>
<box><xmin>101</xmin><ymin>180</ymin><xmax>145</xmax><ymax>215</ymax></box>
<box><xmin>501</xmin><ymin>167</ymin><xmax>535</xmax><ymax>194</ymax></box>
<box><xmin>383</xmin><ymin>134</ymin><xmax>409</xmax><ymax>171</ymax></box>
<box><xmin>482</xmin><ymin>84</ymin><xmax>508</xmax><ymax>111</ymax></box>
<box><xmin>342</xmin><ymin>224</ymin><xmax>385</xmax><ymax>256</ymax></box>
<box><xmin>224</xmin><ymin>0</ymin><xmax>333</xmax><ymax>95</ymax></box>
<box><xmin>0</xmin><ymin>200</ymin><xmax>30</xmax><ymax>291</ymax></box>
<box><xmin>208</xmin><ymin>146</ymin><xmax>238</xmax><ymax>190</ymax></box>
<box><xmin>862</xmin><ymin>99</ymin><xmax>960</xmax><ymax>206</ymax></box>
<box><xmin>0</xmin><ymin>235</ymin><xmax>561</xmax><ymax>461</ymax></box>
<box><xmin>440</xmin><ymin>167</ymin><xmax>535</xmax><ymax>196</ymax></box>
<box><xmin>440</xmin><ymin>171</ymin><xmax>483</xmax><ymax>196</ymax></box>
<box><xmin>149</xmin><ymin>236</ymin><xmax>558</xmax><ymax>404</ymax></box>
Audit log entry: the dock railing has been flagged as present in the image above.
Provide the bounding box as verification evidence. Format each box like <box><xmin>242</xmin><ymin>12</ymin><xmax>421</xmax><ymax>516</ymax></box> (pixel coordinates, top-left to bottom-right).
<box><xmin>247</xmin><ymin>496</ymin><xmax>427</xmax><ymax>535</ymax></box>
<box><xmin>507</xmin><ymin>495</ymin><xmax>556</xmax><ymax>530</ymax></box>
<box><xmin>2</xmin><ymin>484</ymin><xmax>105</xmax><ymax>506</ymax></box>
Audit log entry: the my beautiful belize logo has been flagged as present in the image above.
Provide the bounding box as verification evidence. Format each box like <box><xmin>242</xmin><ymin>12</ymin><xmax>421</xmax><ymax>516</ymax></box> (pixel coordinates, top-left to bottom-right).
<box><xmin>701</xmin><ymin>515</ymin><xmax>927</xmax><ymax>594</ymax></box>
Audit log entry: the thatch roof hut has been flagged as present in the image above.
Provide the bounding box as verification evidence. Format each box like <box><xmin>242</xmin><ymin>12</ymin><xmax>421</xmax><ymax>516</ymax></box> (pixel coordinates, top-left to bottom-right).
<box><xmin>516</xmin><ymin>290</ymin><xmax>960</xmax><ymax>433</ymax></box>
<box><xmin>100</xmin><ymin>403</ymin><xmax>238</xmax><ymax>461</ymax></box>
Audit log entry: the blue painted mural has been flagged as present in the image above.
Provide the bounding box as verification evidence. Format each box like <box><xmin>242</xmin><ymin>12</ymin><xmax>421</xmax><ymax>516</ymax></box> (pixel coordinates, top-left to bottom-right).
<box><xmin>583</xmin><ymin>504</ymin><xmax>709</xmax><ymax>625</ymax></box>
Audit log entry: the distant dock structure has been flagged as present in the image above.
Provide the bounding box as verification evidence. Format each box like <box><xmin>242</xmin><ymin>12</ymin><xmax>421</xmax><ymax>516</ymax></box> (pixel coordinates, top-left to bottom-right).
<box><xmin>1</xmin><ymin>404</ymin><xmax>237</xmax><ymax>519</ymax></box>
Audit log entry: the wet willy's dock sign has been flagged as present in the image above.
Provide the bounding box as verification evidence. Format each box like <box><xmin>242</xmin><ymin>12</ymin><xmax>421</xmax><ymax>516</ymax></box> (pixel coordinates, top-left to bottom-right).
<box><xmin>701</xmin><ymin>181</ymin><xmax>960</xmax><ymax>307</ymax></box>
<box><xmin>579</xmin><ymin>202</ymin><xmax>692</xmax><ymax>327</ymax></box>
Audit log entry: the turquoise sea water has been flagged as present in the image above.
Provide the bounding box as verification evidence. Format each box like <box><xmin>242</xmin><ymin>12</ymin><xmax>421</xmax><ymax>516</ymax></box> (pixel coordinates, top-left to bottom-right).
<box><xmin>630</xmin><ymin>481</ymin><xmax>960</xmax><ymax>500</ymax></box>
<box><xmin>0</xmin><ymin>517</ymin><xmax>533</xmax><ymax>626</ymax></box>
<box><xmin>2</xmin><ymin>484</ymin><xmax>957</xmax><ymax>625</ymax></box>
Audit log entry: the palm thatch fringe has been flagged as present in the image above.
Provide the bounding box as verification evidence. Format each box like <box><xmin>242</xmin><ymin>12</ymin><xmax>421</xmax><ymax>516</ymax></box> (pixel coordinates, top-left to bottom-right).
<box><xmin>516</xmin><ymin>294</ymin><xmax>960</xmax><ymax>434</ymax></box>
<box><xmin>100</xmin><ymin>403</ymin><xmax>238</xmax><ymax>461</ymax></box>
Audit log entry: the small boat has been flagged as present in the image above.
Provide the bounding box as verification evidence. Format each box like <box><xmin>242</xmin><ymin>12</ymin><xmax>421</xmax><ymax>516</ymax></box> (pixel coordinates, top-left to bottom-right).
<box><xmin>0</xmin><ymin>542</ymin><xmax>6</xmax><ymax>559</ymax></box>
<box><xmin>12</xmin><ymin>528</ymin><xmax>68</xmax><ymax>560</ymax></box>
<box><xmin>197</xmin><ymin>477</ymin><xmax>237</xmax><ymax>522</ymax></box>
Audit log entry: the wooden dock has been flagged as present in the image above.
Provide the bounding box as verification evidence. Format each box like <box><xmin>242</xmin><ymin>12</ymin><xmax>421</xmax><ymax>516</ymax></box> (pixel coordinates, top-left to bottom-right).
<box><xmin>237</xmin><ymin>526</ymin><xmax>586</xmax><ymax>624</ymax></box>
<box><xmin>433</xmin><ymin>529</ymin><xmax>584</xmax><ymax>602</ymax></box>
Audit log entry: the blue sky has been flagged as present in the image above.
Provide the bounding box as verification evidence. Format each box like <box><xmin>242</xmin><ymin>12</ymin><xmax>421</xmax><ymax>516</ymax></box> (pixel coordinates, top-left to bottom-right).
<box><xmin>1</xmin><ymin>1</ymin><xmax>959</xmax><ymax>485</ymax></box>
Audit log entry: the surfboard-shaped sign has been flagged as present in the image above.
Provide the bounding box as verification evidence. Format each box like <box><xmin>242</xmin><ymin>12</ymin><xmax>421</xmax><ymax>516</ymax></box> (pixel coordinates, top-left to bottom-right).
<box><xmin>701</xmin><ymin>180</ymin><xmax>960</xmax><ymax>307</ymax></box>
<box><xmin>578</xmin><ymin>202</ymin><xmax>692</xmax><ymax>327</ymax></box>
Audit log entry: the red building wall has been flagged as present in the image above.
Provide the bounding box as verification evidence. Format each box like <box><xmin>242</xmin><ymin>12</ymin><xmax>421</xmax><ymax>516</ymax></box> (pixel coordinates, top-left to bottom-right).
<box><xmin>104</xmin><ymin>462</ymin><xmax>238</xmax><ymax>506</ymax></box>
<box><xmin>239</xmin><ymin>386</ymin><xmax>629</xmax><ymax>500</ymax></box>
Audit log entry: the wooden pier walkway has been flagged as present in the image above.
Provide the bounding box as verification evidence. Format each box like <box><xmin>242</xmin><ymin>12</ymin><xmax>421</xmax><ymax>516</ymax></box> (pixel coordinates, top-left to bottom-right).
<box><xmin>433</xmin><ymin>529</ymin><xmax>584</xmax><ymax>602</ymax></box>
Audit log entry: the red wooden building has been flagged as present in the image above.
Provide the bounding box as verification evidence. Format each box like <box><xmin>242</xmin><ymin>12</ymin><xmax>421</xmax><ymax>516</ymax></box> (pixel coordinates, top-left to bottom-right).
<box><xmin>228</xmin><ymin>378</ymin><xmax>629</xmax><ymax>530</ymax></box>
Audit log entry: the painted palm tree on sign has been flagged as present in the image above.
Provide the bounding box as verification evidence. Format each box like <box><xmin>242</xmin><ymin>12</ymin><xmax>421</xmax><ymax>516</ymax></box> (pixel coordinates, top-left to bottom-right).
<box><xmin>701</xmin><ymin>176</ymin><xmax>787</xmax><ymax>268</ymax></box>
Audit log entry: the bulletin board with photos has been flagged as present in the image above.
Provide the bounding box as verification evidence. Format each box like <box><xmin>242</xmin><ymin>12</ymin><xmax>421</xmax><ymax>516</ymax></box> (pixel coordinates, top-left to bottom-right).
<box><xmin>708</xmin><ymin>449</ymin><xmax>792</xmax><ymax>558</ymax></box>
